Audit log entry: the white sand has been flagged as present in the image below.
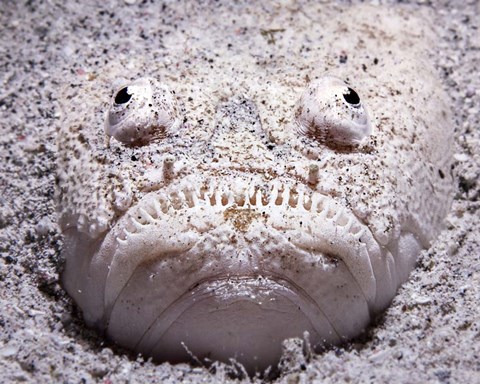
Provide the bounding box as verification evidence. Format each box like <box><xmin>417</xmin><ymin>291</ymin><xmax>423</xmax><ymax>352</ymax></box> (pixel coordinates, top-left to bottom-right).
<box><xmin>0</xmin><ymin>0</ymin><xmax>478</xmax><ymax>383</ymax></box>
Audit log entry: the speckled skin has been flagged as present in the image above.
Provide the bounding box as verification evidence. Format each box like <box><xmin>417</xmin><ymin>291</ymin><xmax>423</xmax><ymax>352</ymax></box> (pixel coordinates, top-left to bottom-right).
<box><xmin>56</xmin><ymin>3</ymin><xmax>454</xmax><ymax>373</ymax></box>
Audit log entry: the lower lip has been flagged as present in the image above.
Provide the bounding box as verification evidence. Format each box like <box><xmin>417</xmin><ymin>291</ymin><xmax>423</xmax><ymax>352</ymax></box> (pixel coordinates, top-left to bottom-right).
<box><xmin>133</xmin><ymin>275</ymin><xmax>336</xmax><ymax>372</ymax></box>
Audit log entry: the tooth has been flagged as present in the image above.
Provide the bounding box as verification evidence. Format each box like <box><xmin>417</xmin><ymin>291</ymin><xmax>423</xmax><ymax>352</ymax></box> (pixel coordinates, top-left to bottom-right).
<box><xmin>326</xmin><ymin>205</ymin><xmax>338</xmax><ymax>219</ymax></box>
<box><xmin>203</xmin><ymin>192</ymin><xmax>210</xmax><ymax>205</ymax></box>
<box><xmin>192</xmin><ymin>188</ymin><xmax>200</xmax><ymax>205</ymax></box>
<box><xmin>162</xmin><ymin>198</ymin><xmax>171</xmax><ymax>213</ymax></box>
<box><xmin>242</xmin><ymin>188</ymin><xmax>249</xmax><ymax>207</ymax></box>
<box><xmin>344</xmin><ymin>242</ymin><xmax>376</xmax><ymax>304</ymax></box>
<box><xmin>197</xmin><ymin>187</ymin><xmax>205</xmax><ymax>201</ymax></box>
<box><xmin>116</xmin><ymin>227</ymin><xmax>128</xmax><ymax>242</ymax></box>
<box><xmin>215</xmin><ymin>190</ymin><xmax>222</xmax><ymax>206</ymax></box>
<box><xmin>116</xmin><ymin>236</ymin><xmax>127</xmax><ymax>245</ymax></box>
<box><xmin>297</xmin><ymin>190</ymin><xmax>305</xmax><ymax>211</ymax></box>
<box><xmin>352</xmin><ymin>228</ymin><xmax>365</xmax><ymax>241</ymax></box>
<box><xmin>130</xmin><ymin>214</ymin><xmax>146</xmax><ymax>229</ymax></box>
<box><xmin>319</xmin><ymin>202</ymin><xmax>330</xmax><ymax>219</ymax></box>
<box><xmin>172</xmin><ymin>193</ymin><xmax>179</xmax><ymax>209</ymax></box>
<box><xmin>144</xmin><ymin>204</ymin><xmax>157</xmax><ymax>223</ymax></box>
<box><xmin>183</xmin><ymin>190</ymin><xmax>196</xmax><ymax>208</ymax></box>
<box><xmin>256</xmin><ymin>189</ymin><xmax>263</xmax><ymax>207</ymax></box>
<box><xmin>234</xmin><ymin>188</ymin><xmax>246</xmax><ymax>207</ymax></box>
<box><xmin>331</xmin><ymin>207</ymin><xmax>344</xmax><ymax>222</ymax></box>
<box><xmin>312</xmin><ymin>193</ymin><xmax>326</xmax><ymax>213</ymax></box>
<box><xmin>310</xmin><ymin>193</ymin><xmax>320</xmax><ymax>210</ymax></box>
<box><xmin>152</xmin><ymin>199</ymin><xmax>163</xmax><ymax>216</ymax></box>
<box><xmin>139</xmin><ymin>208</ymin><xmax>155</xmax><ymax>223</ymax></box>
<box><xmin>247</xmin><ymin>185</ymin><xmax>257</xmax><ymax>206</ymax></box>
<box><xmin>343</xmin><ymin>216</ymin><xmax>355</xmax><ymax>232</ymax></box>
<box><xmin>269</xmin><ymin>184</ymin><xmax>279</xmax><ymax>206</ymax></box>
<box><xmin>124</xmin><ymin>218</ymin><xmax>137</xmax><ymax>233</ymax></box>
<box><xmin>227</xmin><ymin>191</ymin><xmax>234</xmax><ymax>205</ymax></box>
<box><xmin>178</xmin><ymin>191</ymin><xmax>188</xmax><ymax>208</ymax></box>
<box><xmin>282</xmin><ymin>187</ymin><xmax>290</xmax><ymax>207</ymax></box>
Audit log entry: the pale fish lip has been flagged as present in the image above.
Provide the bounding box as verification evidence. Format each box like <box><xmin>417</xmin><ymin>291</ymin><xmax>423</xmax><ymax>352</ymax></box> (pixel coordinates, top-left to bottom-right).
<box><xmin>134</xmin><ymin>275</ymin><xmax>334</xmax><ymax>372</ymax></box>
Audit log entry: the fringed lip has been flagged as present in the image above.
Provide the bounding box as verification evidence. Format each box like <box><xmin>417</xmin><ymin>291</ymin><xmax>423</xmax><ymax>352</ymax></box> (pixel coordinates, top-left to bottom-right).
<box><xmin>83</xmin><ymin>177</ymin><xmax>399</xmax><ymax>356</ymax></box>
<box><xmin>103</xmin><ymin>179</ymin><xmax>379</xmax><ymax>312</ymax></box>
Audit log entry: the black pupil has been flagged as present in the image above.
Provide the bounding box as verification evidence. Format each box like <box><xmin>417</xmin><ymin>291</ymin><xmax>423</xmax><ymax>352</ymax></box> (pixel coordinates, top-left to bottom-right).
<box><xmin>115</xmin><ymin>87</ymin><xmax>132</xmax><ymax>104</ymax></box>
<box><xmin>343</xmin><ymin>87</ymin><xmax>360</xmax><ymax>105</ymax></box>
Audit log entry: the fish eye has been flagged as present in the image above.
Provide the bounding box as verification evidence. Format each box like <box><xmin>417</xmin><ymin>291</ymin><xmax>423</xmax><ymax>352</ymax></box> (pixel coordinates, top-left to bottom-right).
<box><xmin>343</xmin><ymin>87</ymin><xmax>360</xmax><ymax>105</ymax></box>
<box><xmin>105</xmin><ymin>78</ymin><xmax>179</xmax><ymax>145</ymax></box>
<box><xmin>294</xmin><ymin>76</ymin><xmax>372</xmax><ymax>147</ymax></box>
<box><xmin>114</xmin><ymin>87</ymin><xmax>132</xmax><ymax>105</ymax></box>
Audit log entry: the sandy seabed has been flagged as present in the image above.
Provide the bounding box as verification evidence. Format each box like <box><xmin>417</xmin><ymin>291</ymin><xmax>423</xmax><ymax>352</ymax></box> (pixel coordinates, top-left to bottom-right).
<box><xmin>0</xmin><ymin>0</ymin><xmax>479</xmax><ymax>383</ymax></box>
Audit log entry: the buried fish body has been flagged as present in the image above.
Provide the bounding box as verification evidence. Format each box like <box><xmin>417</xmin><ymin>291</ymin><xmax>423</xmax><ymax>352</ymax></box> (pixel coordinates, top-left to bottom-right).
<box><xmin>56</xmin><ymin>3</ymin><xmax>454</xmax><ymax>372</ymax></box>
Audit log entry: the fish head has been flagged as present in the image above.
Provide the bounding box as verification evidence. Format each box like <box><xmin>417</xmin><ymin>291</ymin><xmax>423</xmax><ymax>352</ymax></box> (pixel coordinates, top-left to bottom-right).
<box><xmin>56</xmin><ymin>4</ymin><xmax>455</xmax><ymax>372</ymax></box>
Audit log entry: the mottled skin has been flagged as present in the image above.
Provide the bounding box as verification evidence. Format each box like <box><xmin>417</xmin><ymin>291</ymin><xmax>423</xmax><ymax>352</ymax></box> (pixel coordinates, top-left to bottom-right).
<box><xmin>56</xmin><ymin>3</ymin><xmax>454</xmax><ymax>372</ymax></box>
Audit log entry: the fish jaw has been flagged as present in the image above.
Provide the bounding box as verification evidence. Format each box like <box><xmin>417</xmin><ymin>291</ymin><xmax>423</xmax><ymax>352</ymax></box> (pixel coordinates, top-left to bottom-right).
<box><xmin>61</xmin><ymin>175</ymin><xmax>423</xmax><ymax>371</ymax></box>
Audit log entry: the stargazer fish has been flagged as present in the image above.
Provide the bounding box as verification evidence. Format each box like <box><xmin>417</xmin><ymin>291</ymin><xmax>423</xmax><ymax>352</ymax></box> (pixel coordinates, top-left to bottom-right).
<box><xmin>56</xmin><ymin>3</ymin><xmax>455</xmax><ymax>373</ymax></box>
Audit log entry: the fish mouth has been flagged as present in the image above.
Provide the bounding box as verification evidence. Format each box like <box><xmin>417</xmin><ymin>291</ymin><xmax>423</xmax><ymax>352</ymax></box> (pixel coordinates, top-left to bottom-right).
<box><xmin>66</xmin><ymin>177</ymin><xmax>409</xmax><ymax>370</ymax></box>
<box><xmin>136</xmin><ymin>275</ymin><xmax>331</xmax><ymax>371</ymax></box>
